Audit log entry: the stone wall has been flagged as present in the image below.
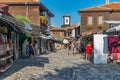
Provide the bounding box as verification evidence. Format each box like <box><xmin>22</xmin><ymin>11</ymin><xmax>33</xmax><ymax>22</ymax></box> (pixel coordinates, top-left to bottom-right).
<box><xmin>80</xmin><ymin>12</ymin><xmax>110</xmax><ymax>34</ymax></box>
<box><xmin>8</xmin><ymin>4</ymin><xmax>40</xmax><ymax>26</ymax></box>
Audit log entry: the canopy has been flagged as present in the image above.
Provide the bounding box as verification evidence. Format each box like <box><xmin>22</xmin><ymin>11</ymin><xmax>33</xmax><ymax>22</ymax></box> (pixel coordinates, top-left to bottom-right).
<box><xmin>63</xmin><ymin>39</ymin><xmax>69</xmax><ymax>44</ymax></box>
<box><xmin>25</xmin><ymin>23</ymin><xmax>32</xmax><ymax>30</ymax></box>
<box><xmin>40</xmin><ymin>34</ymin><xmax>53</xmax><ymax>40</ymax></box>
<box><xmin>106</xmin><ymin>25</ymin><xmax>120</xmax><ymax>32</ymax></box>
<box><xmin>104</xmin><ymin>21</ymin><xmax>120</xmax><ymax>24</ymax></box>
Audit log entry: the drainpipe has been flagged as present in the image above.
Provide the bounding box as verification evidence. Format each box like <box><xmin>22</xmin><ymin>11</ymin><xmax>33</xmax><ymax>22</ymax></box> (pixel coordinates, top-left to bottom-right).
<box><xmin>25</xmin><ymin>2</ymin><xmax>28</xmax><ymax>18</ymax></box>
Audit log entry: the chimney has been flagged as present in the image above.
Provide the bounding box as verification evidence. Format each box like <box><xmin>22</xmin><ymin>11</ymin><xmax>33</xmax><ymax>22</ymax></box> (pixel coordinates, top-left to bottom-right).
<box><xmin>106</xmin><ymin>0</ymin><xmax>109</xmax><ymax>4</ymax></box>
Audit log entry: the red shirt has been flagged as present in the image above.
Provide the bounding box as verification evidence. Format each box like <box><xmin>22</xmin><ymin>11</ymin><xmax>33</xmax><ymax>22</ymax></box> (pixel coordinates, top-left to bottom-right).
<box><xmin>85</xmin><ymin>44</ymin><xmax>92</xmax><ymax>54</ymax></box>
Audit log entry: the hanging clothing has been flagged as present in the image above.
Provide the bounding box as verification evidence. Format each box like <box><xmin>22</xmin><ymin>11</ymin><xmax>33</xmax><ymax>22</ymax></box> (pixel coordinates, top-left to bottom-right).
<box><xmin>108</xmin><ymin>36</ymin><xmax>120</xmax><ymax>53</ymax></box>
<box><xmin>108</xmin><ymin>36</ymin><xmax>120</xmax><ymax>60</ymax></box>
<box><xmin>85</xmin><ymin>44</ymin><xmax>92</xmax><ymax>55</ymax></box>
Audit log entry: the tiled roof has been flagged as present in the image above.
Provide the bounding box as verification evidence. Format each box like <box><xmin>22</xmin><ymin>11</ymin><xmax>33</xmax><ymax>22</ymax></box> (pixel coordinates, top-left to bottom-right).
<box><xmin>80</xmin><ymin>2</ymin><xmax>120</xmax><ymax>12</ymax></box>
<box><xmin>64</xmin><ymin>25</ymin><xmax>76</xmax><ymax>30</ymax></box>
<box><xmin>50</xmin><ymin>27</ymin><xmax>65</xmax><ymax>31</ymax></box>
<box><xmin>51</xmin><ymin>23</ymin><xmax>80</xmax><ymax>31</ymax></box>
<box><xmin>0</xmin><ymin>0</ymin><xmax>39</xmax><ymax>2</ymax></box>
<box><xmin>0</xmin><ymin>4</ymin><xmax>8</xmax><ymax>8</ymax></box>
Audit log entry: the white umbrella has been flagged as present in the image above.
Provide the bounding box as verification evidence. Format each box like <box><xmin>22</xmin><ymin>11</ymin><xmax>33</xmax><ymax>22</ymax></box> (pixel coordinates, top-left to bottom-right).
<box><xmin>106</xmin><ymin>25</ymin><xmax>120</xmax><ymax>32</ymax></box>
<box><xmin>63</xmin><ymin>39</ymin><xmax>69</xmax><ymax>44</ymax></box>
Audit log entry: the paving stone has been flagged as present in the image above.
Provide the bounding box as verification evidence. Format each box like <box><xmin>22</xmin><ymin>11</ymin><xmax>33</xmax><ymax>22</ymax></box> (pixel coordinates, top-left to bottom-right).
<box><xmin>0</xmin><ymin>49</ymin><xmax>120</xmax><ymax>80</ymax></box>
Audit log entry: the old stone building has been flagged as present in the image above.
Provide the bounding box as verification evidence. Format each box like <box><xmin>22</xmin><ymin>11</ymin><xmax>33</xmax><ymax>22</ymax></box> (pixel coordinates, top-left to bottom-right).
<box><xmin>50</xmin><ymin>27</ymin><xmax>65</xmax><ymax>40</ymax></box>
<box><xmin>0</xmin><ymin>0</ymin><xmax>40</xmax><ymax>26</ymax></box>
<box><xmin>78</xmin><ymin>2</ymin><xmax>120</xmax><ymax>35</ymax></box>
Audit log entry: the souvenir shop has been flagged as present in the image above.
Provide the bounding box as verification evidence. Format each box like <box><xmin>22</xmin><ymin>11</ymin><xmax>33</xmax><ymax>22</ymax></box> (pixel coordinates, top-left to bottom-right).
<box><xmin>0</xmin><ymin>14</ymin><xmax>23</xmax><ymax>72</ymax></box>
<box><xmin>94</xmin><ymin>28</ymin><xmax>120</xmax><ymax>64</ymax></box>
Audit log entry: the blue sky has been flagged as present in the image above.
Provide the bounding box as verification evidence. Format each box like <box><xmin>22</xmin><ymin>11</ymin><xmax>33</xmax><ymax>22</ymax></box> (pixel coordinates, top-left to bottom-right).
<box><xmin>41</xmin><ymin>0</ymin><xmax>120</xmax><ymax>27</ymax></box>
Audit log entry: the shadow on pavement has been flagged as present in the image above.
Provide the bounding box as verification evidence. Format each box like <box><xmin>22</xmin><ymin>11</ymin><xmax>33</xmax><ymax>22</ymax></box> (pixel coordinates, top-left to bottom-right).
<box><xmin>0</xmin><ymin>56</ymin><xmax>49</xmax><ymax>79</ymax></box>
<box><xmin>30</xmin><ymin>63</ymin><xmax>120</xmax><ymax>80</ymax></box>
<box><xmin>41</xmin><ymin>50</ymin><xmax>58</xmax><ymax>55</ymax></box>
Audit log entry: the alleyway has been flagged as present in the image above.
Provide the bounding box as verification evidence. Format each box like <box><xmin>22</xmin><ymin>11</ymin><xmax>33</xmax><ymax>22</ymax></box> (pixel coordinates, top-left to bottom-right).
<box><xmin>0</xmin><ymin>49</ymin><xmax>120</xmax><ymax>80</ymax></box>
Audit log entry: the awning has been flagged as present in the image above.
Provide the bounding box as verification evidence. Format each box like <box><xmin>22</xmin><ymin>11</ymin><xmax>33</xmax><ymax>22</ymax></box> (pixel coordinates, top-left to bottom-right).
<box><xmin>63</xmin><ymin>39</ymin><xmax>69</xmax><ymax>44</ymax></box>
<box><xmin>0</xmin><ymin>14</ymin><xmax>25</xmax><ymax>33</ymax></box>
<box><xmin>104</xmin><ymin>21</ymin><xmax>120</xmax><ymax>24</ymax></box>
<box><xmin>106</xmin><ymin>25</ymin><xmax>120</xmax><ymax>32</ymax></box>
<box><xmin>40</xmin><ymin>34</ymin><xmax>53</xmax><ymax>39</ymax></box>
<box><xmin>25</xmin><ymin>23</ymin><xmax>32</xmax><ymax>30</ymax></box>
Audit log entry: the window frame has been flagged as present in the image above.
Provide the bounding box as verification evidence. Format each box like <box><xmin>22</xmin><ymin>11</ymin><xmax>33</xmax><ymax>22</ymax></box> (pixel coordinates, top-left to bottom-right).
<box><xmin>87</xmin><ymin>15</ymin><xmax>93</xmax><ymax>25</ymax></box>
<box><xmin>97</xmin><ymin>15</ymin><xmax>103</xmax><ymax>25</ymax></box>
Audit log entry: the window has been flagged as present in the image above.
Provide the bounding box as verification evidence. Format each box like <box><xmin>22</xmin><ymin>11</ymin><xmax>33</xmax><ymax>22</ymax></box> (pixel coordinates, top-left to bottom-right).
<box><xmin>65</xmin><ymin>17</ymin><xmax>69</xmax><ymax>24</ymax></box>
<box><xmin>66</xmin><ymin>19</ymin><xmax>68</xmax><ymax>23</ymax></box>
<box><xmin>87</xmin><ymin>16</ymin><xmax>93</xmax><ymax>25</ymax></box>
<box><xmin>98</xmin><ymin>16</ymin><xmax>103</xmax><ymax>25</ymax></box>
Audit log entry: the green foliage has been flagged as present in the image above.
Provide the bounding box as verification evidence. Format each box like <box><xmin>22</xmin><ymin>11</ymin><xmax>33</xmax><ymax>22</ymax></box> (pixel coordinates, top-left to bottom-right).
<box><xmin>13</xmin><ymin>15</ymin><xmax>31</xmax><ymax>24</ymax></box>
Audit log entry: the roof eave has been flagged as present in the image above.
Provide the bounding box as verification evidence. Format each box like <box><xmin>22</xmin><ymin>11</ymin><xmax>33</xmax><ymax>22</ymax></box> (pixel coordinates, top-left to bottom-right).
<box><xmin>0</xmin><ymin>2</ymin><xmax>40</xmax><ymax>5</ymax></box>
<box><xmin>79</xmin><ymin>9</ymin><xmax>113</xmax><ymax>13</ymax></box>
<box><xmin>40</xmin><ymin>3</ymin><xmax>54</xmax><ymax>17</ymax></box>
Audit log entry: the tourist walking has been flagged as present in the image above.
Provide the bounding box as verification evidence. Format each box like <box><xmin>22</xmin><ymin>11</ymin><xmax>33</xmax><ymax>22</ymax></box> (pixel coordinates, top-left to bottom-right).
<box><xmin>28</xmin><ymin>42</ymin><xmax>35</xmax><ymax>57</ymax></box>
<box><xmin>74</xmin><ymin>40</ymin><xmax>78</xmax><ymax>54</ymax></box>
<box><xmin>33</xmin><ymin>40</ymin><xmax>38</xmax><ymax>55</ymax></box>
<box><xmin>85</xmin><ymin>42</ymin><xmax>92</xmax><ymax>61</ymax></box>
<box><xmin>72</xmin><ymin>40</ymin><xmax>75</xmax><ymax>54</ymax></box>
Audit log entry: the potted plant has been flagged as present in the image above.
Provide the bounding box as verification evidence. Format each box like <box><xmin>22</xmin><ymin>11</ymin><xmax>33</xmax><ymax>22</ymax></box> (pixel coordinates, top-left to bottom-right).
<box><xmin>87</xmin><ymin>24</ymin><xmax>93</xmax><ymax>29</ymax></box>
<box><xmin>97</xmin><ymin>24</ymin><xmax>103</xmax><ymax>29</ymax></box>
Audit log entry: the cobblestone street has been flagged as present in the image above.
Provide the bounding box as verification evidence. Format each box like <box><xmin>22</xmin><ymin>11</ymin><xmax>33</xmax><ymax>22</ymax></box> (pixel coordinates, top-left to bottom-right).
<box><xmin>0</xmin><ymin>49</ymin><xmax>120</xmax><ymax>80</ymax></box>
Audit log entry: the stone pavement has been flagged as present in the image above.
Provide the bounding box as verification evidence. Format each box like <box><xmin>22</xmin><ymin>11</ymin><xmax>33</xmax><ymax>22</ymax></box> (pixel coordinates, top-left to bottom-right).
<box><xmin>0</xmin><ymin>49</ymin><xmax>120</xmax><ymax>80</ymax></box>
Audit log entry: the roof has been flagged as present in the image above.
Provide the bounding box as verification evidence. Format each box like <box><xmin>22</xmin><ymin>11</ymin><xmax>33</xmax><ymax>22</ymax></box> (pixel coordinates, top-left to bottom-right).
<box><xmin>40</xmin><ymin>3</ymin><xmax>54</xmax><ymax>17</ymax></box>
<box><xmin>0</xmin><ymin>0</ymin><xmax>39</xmax><ymax>2</ymax></box>
<box><xmin>64</xmin><ymin>23</ymin><xmax>80</xmax><ymax>30</ymax></box>
<box><xmin>79</xmin><ymin>2</ymin><xmax>120</xmax><ymax>12</ymax></box>
<box><xmin>0</xmin><ymin>4</ymin><xmax>8</xmax><ymax>12</ymax></box>
<box><xmin>51</xmin><ymin>23</ymin><xmax>80</xmax><ymax>31</ymax></box>
<box><xmin>104</xmin><ymin>21</ymin><xmax>120</xmax><ymax>24</ymax></box>
<box><xmin>63</xmin><ymin>15</ymin><xmax>70</xmax><ymax>17</ymax></box>
<box><xmin>51</xmin><ymin>27</ymin><xmax>65</xmax><ymax>31</ymax></box>
<box><xmin>0</xmin><ymin>4</ymin><xmax>8</xmax><ymax>8</ymax></box>
<box><xmin>64</xmin><ymin>25</ymin><xmax>76</xmax><ymax>30</ymax></box>
<box><xmin>0</xmin><ymin>14</ymin><xmax>25</xmax><ymax>33</ymax></box>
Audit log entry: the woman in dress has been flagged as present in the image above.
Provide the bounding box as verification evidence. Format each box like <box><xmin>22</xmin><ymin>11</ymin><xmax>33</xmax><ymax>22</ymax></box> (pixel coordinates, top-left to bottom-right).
<box><xmin>85</xmin><ymin>42</ymin><xmax>92</xmax><ymax>61</ymax></box>
<box><xmin>28</xmin><ymin>42</ymin><xmax>35</xmax><ymax>57</ymax></box>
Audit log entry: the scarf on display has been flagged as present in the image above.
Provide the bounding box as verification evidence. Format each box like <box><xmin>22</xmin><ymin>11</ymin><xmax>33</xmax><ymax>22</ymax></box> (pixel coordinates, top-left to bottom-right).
<box><xmin>108</xmin><ymin>36</ymin><xmax>120</xmax><ymax>53</ymax></box>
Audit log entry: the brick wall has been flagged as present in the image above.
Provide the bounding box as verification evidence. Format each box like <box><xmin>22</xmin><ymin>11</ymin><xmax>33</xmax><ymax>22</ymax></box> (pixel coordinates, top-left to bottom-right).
<box><xmin>51</xmin><ymin>31</ymin><xmax>65</xmax><ymax>39</ymax></box>
<box><xmin>0</xmin><ymin>6</ymin><xmax>9</xmax><ymax>14</ymax></box>
<box><xmin>8</xmin><ymin>4</ymin><xmax>40</xmax><ymax>26</ymax></box>
<box><xmin>80</xmin><ymin>12</ymin><xmax>110</xmax><ymax>34</ymax></box>
<box><xmin>110</xmin><ymin>12</ymin><xmax>120</xmax><ymax>21</ymax></box>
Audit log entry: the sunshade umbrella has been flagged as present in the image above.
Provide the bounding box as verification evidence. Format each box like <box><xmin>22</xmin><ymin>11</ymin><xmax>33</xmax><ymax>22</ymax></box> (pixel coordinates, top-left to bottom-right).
<box><xmin>63</xmin><ymin>39</ymin><xmax>69</xmax><ymax>44</ymax></box>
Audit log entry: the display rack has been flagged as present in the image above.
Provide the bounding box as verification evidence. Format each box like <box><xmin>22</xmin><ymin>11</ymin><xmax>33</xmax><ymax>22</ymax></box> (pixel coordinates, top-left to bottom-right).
<box><xmin>0</xmin><ymin>33</ymin><xmax>13</xmax><ymax>73</ymax></box>
<box><xmin>0</xmin><ymin>49</ymin><xmax>13</xmax><ymax>72</ymax></box>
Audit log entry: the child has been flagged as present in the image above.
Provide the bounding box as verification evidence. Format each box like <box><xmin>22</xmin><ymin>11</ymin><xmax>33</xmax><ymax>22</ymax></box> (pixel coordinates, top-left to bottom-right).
<box><xmin>85</xmin><ymin>42</ymin><xmax>92</xmax><ymax>61</ymax></box>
